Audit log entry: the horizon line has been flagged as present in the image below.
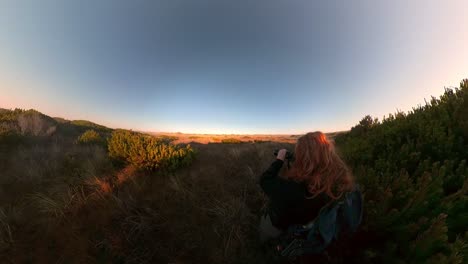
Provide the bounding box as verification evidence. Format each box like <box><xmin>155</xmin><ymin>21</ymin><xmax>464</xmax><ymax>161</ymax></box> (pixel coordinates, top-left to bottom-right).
<box><xmin>144</xmin><ymin>130</ymin><xmax>350</xmax><ymax>136</ymax></box>
<box><xmin>1</xmin><ymin>105</ymin><xmax>348</xmax><ymax>135</ymax></box>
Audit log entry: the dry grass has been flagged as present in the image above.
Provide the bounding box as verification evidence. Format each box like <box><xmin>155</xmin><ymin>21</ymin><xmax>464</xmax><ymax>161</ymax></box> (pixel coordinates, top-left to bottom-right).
<box><xmin>0</xmin><ymin>137</ymin><xmax>294</xmax><ymax>263</ymax></box>
<box><xmin>149</xmin><ymin>131</ymin><xmax>347</xmax><ymax>145</ymax></box>
<box><xmin>0</xmin><ymin>208</ymin><xmax>14</xmax><ymax>253</ymax></box>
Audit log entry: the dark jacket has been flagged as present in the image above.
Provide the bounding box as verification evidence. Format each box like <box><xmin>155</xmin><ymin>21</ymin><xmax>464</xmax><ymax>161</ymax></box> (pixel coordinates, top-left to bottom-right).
<box><xmin>259</xmin><ymin>159</ymin><xmax>330</xmax><ymax>230</ymax></box>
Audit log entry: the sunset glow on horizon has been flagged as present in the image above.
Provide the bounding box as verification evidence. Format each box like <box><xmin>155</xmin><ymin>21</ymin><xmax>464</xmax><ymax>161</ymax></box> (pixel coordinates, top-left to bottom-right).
<box><xmin>1</xmin><ymin>1</ymin><xmax>467</xmax><ymax>134</ymax></box>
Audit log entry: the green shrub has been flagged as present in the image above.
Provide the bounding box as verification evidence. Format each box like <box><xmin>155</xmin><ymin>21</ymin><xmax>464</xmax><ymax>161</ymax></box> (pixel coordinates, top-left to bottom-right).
<box><xmin>221</xmin><ymin>138</ymin><xmax>242</xmax><ymax>144</ymax></box>
<box><xmin>108</xmin><ymin>130</ymin><xmax>195</xmax><ymax>171</ymax></box>
<box><xmin>154</xmin><ymin>135</ymin><xmax>178</xmax><ymax>144</ymax></box>
<box><xmin>334</xmin><ymin>79</ymin><xmax>468</xmax><ymax>263</ymax></box>
<box><xmin>77</xmin><ymin>130</ymin><xmax>102</xmax><ymax>145</ymax></box>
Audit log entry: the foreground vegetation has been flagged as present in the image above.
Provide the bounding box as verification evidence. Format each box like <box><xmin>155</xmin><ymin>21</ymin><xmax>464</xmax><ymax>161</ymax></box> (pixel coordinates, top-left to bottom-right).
<box><xmin>0</xmin><ymin>113</ymin><xmax>287</xmax><ymax>262</ymax></box>
<box><xmin>335</xmin><ymin>79</ymin><xmax>468</xmax><ymax>263</ymax></box>
<box><xmin>0</xmin><ymin>79</ymin><xmax>467</xmax><ymax>263</ymax></box>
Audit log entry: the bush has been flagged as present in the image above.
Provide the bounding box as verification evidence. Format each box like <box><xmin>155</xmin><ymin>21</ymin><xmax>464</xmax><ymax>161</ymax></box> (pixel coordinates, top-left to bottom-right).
<box><xmin>334</xmin><ymin>79</ymin><xmax>468</xmax><ymax>263</ymax></box>
<box><xmin>108</xmin><ymin>130</ymin><xmax>195</xmax><ymax>171</ymax></box>
<box><xmin>77</xmin><ymin>130</ymin><xmax>102</xmax><ymax>145</ymax></box>
<box><xmin>221</xmin><ymin>138</ymin><xmax>242</xmax><ymax>144</ymax></box>
<box><xmin>154</xmin><ymin>135</ymin><xmax>178</xmax><ymax>144</ymax></box>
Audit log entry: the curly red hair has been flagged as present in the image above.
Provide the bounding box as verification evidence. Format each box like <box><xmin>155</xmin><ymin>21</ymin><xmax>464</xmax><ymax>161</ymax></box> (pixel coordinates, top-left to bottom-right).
<box><xmin>285</xmin><ymin>131</ymin><xmax>354</xmax><ymax>200</ymax></box>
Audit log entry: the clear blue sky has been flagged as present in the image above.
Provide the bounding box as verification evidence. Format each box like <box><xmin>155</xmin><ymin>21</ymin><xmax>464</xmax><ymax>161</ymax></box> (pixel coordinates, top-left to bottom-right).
<box><xmin>1</xmin><ymin>0</ymin><xmax>467</xmax><ymax>134</ymax></box>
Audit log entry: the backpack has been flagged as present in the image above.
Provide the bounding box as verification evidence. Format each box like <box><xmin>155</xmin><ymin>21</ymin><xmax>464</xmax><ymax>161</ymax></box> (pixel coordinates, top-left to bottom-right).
<box><xmin>275</xmin><ymin>185</ymin><xmax>363</xmax><ymax>259</ymax></box>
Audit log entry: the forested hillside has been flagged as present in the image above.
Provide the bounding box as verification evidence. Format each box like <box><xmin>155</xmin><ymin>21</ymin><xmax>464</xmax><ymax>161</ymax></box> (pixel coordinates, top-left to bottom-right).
<box><xmin>335</xmin><ymin>79</ymin><xmax>468</xmax><ymax>263</ymax></box>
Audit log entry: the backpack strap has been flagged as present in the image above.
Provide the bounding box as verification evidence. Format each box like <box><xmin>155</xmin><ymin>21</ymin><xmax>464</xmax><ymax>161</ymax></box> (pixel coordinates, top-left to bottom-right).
<box><xmin>278</xmin><ymin>185</ymin><xmax>363</xmax><ymax>258</ymax></box>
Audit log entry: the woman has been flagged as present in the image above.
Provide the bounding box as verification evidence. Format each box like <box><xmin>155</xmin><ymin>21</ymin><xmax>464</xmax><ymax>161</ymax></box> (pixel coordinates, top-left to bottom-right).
<box><xmin>259</xmin><ymin>131</ymin><xmax>354</xmax><ymax>242</ymax></box>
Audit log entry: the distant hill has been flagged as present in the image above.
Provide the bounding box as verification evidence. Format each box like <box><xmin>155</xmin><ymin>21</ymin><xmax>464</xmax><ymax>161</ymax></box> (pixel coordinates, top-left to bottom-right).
<box><xmin>0</xmin><ymin>108</ymin><xmax>58</xmax><ymax>136</ymax></box>
<box><xmin>0</xmin><ymin>108</ymin><xmax>112</xmax><ymax>138</ymax></box>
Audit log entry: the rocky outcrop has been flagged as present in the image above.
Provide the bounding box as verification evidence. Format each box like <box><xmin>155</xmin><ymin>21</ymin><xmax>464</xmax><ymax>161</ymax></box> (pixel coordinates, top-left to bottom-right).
<box><xmin>17</xmin><ymin>112</ymin><xmax>57</xmax><ymax>136</ymax></box>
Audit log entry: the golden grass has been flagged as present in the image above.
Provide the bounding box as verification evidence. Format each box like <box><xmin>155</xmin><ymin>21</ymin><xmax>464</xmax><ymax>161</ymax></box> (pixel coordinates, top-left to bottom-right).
<box><xmin>149</xmin><ymin>132</ymin><xmax>301</xmax><ymax>144</ymax></box>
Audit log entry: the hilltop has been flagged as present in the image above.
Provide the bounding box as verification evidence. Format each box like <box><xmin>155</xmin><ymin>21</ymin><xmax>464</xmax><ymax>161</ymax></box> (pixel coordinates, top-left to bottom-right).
<box><xmin>0</xmin><ymin>108</ymin><xmax>112</xmax><ymax>139</ymax></box>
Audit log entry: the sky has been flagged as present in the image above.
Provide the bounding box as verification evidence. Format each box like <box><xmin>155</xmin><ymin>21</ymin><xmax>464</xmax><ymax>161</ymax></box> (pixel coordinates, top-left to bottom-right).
<box><xmin>1</xmin><ymin>0</ymin><xmax>467</xmax><ymax>134</ymax></box>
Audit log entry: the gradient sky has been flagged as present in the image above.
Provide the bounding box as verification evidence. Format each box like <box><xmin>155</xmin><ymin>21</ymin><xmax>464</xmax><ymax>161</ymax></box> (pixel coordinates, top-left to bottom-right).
<box><xmin>1</xmin><ymin>1</ymin><xmax>467</xmax><ymax>134</ymax></box>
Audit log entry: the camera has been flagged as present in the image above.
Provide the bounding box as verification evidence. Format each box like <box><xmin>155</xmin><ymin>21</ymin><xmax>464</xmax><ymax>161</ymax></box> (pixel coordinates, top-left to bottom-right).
<box><xmin>273</xmin><ymin>149</ymin><xmax>294</xmax><ymax>160</ymax></box>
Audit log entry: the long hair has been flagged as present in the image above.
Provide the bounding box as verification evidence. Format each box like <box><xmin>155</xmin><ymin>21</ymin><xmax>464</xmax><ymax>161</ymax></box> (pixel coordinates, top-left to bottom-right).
<box><xmin>285</xmin><ymin>132</ymin><xmax>354</xmax><ymax>200</ymax></box>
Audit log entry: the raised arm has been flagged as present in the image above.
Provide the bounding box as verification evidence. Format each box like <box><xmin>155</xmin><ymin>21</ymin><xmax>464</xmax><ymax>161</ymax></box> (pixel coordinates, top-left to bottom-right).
<box><xmin>259</xmin><ymin>149</ymin><xmax>287</xmax><ymax>196</ymax></box>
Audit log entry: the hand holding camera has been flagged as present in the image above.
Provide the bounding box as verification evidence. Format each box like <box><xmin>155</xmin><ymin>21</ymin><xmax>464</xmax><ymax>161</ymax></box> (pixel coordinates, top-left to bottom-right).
<box><xmin>274</xmin><ymin>149</ymin><xmax>294</xmax><ymax>161</ymax></box>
